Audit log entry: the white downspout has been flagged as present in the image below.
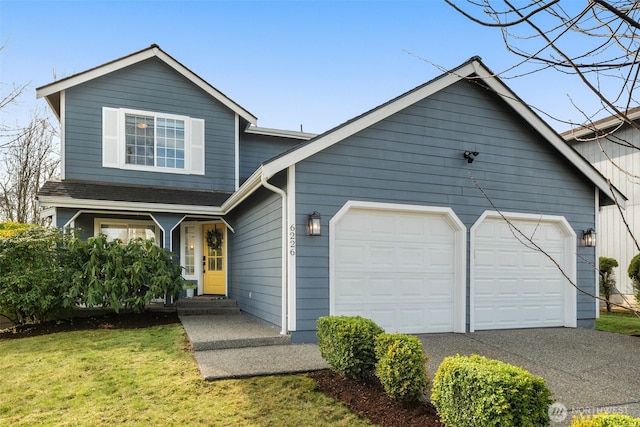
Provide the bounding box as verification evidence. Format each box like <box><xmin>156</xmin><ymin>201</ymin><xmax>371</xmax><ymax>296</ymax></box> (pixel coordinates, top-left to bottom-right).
<box><xmin>261</xmin><ymin>173</ymin><xmax>288</xmax><ymax>335</ymax></box>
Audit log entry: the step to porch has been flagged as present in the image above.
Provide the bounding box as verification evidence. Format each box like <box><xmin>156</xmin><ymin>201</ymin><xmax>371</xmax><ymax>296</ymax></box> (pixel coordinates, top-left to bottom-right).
<box><xmin>177</xmin><ymin>297</ymin><xmax>291</xmax><ymax>351</ymax></box>
<box><xmin>176</xmin><ymin>296</ymin><xmax>241</xmax><ymax>316</ymax></box>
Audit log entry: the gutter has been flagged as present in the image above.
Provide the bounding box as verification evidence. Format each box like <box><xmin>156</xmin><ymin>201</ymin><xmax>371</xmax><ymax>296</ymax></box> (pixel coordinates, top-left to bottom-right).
<box><xmin>260</xmin><ymin>173</ymin><xmax>288</xmax><ymax>336</ymax></box>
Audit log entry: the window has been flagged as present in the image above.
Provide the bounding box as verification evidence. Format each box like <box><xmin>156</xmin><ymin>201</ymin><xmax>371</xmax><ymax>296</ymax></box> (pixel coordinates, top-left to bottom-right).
<box><xmin>183</xmin><ymin>224</ymin><xmax>196</xmax><ymax>275</ymax></box>
<box><xmin>95</xmin><ymin>219</ymin><xmax>160</xmax><ymax>244</ymax></box>
<box><xmin>103</xmin><ymin>107</ymin><xmax>204</xmax><ymax>175</ymax></box>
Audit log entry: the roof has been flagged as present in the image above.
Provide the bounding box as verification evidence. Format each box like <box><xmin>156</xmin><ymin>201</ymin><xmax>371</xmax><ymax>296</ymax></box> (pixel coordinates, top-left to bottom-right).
<box><xmin>561</xmin><ymin>106</ymin><xmax>640</xmax><ymax>140</ymax></box>
<box><xmin>38</xmin><ymin>180</ymin><xmax>231</xmax><ymax>215</ymax></box>
<box><xmin>240</xmin><ymin>56</ymin><xmax>624</xmax><ymax>208</ymax></box>
<box><xmin>36</xmin><ymin>44</ymin><xmax>258</xmax><ymax>125</ymax></box>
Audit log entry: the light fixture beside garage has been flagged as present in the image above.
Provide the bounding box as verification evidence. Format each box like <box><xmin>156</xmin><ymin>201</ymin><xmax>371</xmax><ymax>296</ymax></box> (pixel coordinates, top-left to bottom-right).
<box><xmin>308</xmin><ymin>211</ymin><xmax>321</xmax><ymax>236</ymax></box>
<box><xmin>583</xmin><ymin>228</ymin><xmax>596</xmax><ymax>247</ymax></box>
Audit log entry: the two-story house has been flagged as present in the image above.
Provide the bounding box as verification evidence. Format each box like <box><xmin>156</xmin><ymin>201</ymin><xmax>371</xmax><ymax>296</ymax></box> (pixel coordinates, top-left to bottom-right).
<box><xmin>36</xmin><ymin>45</ymin><xmax>624</xmax><ymax>342</ymax></box>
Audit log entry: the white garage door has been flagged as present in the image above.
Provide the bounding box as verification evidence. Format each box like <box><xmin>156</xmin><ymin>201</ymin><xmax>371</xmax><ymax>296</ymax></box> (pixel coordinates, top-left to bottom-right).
<box><xmin>330</xmin><ymin>202</ymin><xmax>465</xmax><ymax>334</ymax></box>
<box><xmin>472</xmin><ymin>213</ymin><xmax>576</xmax><ymax>331</ymax></box>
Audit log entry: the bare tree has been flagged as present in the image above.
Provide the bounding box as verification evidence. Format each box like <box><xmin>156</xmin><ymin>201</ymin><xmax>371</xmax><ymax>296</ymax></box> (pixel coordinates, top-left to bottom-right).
<box><xmin>0</xmin><ymin>110</ymin><xmax>59</xmax><ymax>224</ymax></box>
<box><xmin>446</xmin><ymin>0</ymin><xmax>640</xmax><ymax>313</ymax></box>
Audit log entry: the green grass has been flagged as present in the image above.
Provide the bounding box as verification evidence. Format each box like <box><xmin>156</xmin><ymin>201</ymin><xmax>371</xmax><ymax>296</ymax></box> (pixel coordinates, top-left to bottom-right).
<box><xmin>0</xmin><ymin>325</ymin><xmax>372</xmax><ymax>426</ymax></box>
<box><xmin>596</xmin><ymin>310</ymin><xmax>640</xmax><ymax>336</ymax></box>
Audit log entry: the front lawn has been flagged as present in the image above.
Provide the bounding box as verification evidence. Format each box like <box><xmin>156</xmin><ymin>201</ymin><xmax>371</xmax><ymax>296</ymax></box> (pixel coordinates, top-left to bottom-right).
<box><xmin>0</xmin><ymin>325</ymin><xmax>371</xmax><ymax>426</ymax></box>
<box><xmin>596</xmin><ymin>310</ymin><xmax>640</xmax><ymax>336</ymax></box>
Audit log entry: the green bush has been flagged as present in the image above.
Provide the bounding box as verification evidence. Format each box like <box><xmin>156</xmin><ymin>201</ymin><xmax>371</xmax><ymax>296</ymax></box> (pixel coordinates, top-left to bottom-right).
<box><xmin>0</xmin><ymin>226</ymin><xmax>74</xmax><ymax>324</ymax></box>
<box><xmin>431</xmin><ymin>354</ymin><xmax>552</xmax><ymax>427</ymax></box>
<box><xmin>65</xmin><ymin>235</ymin><xmax>184</xmax><ymax>313</ymax></box>
<box><xmin>571</xmin><ymin>413</ymin><xmax>640</xmax><ymax>426</ymax></box>
<box><xmin>628</xmin><ymin>254</ymin><xmax>640</xmax><ymax>306</ymax></box>
<box><xmin>374</xmin><ymin>333</ymin><xmax>429</xmax><ymax>402</ymax></box>
<box><xmin>316</xmin><ymin>315</ymin><xmax>384</xmax><ymax>380</ymax></box>
<box><xmin>599</xmin><ymin>256</ymin><xmax>619</xmax><ymax>312</ymax></box>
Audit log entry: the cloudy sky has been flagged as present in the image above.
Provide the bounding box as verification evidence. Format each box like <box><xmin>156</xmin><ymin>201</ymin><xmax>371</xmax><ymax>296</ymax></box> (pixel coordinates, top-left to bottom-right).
<box><xmin>1</xmin><ymin>0</ymin><xmax>594</xmax><ymax>134</ymax></box>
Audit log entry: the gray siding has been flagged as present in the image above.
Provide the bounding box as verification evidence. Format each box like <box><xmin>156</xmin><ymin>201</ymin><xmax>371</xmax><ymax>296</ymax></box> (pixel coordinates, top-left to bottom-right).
<box><xmin>239</xmin><ymin>133</ymin><xmax>301</xmax><ymax>181</ymax></box>
<box><xmin>64</xmin><ymin>57</ymin><xmax>236</xmax><ymax>191</ymax></box>
<box><xmin>293</xmin><ymin>79</ymin><xmax>597</xmax><ymax>339</ymax></box>
<box><xmin>228</xmin><ymin>186</ymin><xmax>283</xmax><ymax>328</ymax></box>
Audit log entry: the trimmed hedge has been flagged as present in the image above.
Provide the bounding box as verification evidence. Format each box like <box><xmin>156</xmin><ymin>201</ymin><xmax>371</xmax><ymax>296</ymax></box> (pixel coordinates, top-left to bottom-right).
<box><xmin>431</xmin><ymin>354</ymin><xmax>552</xmax><ymax>427</ymax></box>
<box><xmin>571</xmin><ymin>413</ymin><xmax>640</xmax><ymax>427</ymax></box>
<box><xmin>374</xmin><ymin>333</ymin><xmax>429</xmax><ymax>402</ymax></box>
<box><xmin>316</xmin><ymin>315</ymin><xmax>384</xmax><ymax>380</ymax></box>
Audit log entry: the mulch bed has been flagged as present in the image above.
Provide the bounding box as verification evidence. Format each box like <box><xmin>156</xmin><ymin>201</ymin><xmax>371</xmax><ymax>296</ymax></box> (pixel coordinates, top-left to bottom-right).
<box><xmin>0</xmin><ymin>311</ymin><xmax>443</xmax><ymax>426</ymax></box>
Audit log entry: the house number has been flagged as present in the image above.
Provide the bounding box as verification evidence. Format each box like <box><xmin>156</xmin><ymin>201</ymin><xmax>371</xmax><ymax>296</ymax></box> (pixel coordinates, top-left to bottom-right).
<box><xmin>289</xmin><ymin>224</ymin><xmax>296</xmax><ymax>256</ymax></box>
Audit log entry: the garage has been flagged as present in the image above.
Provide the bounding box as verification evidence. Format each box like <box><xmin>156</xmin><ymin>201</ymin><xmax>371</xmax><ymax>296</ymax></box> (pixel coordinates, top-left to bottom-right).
<box><xmin>471</xmin><ymin>212</ymin><xmax>577</xmax><ymax>331</ymax></box>
<box><xmin>329</xmin><ymin>201</ymin><xmax>466</xmax><ymax>334</ymax></box>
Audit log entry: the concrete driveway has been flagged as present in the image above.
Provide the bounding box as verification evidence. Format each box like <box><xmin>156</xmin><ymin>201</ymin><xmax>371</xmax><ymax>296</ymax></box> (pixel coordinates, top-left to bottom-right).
<box><xmin>417</xmin><ymin>328</ymin><xmax>640</xmax><ymax>425</ymax></box>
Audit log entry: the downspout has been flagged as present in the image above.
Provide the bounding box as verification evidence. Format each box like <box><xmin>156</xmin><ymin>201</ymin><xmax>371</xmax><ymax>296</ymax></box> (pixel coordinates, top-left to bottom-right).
<box><xmin>261</xmin><ymin>173</ymin><xmax>288</xmax><ymax>335</ymax></box>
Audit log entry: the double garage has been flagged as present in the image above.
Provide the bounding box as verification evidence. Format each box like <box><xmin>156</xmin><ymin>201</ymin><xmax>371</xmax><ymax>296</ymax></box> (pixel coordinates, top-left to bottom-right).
<box><xmin>329</xmin><ymin>201</ymin><xmax>577</xmax><ymax>334</ymax></box>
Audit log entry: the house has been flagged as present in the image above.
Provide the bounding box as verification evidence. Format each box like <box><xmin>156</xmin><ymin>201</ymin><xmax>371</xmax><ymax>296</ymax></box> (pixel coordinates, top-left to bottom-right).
<box><xmin>563</xmin><ymin>110</ymin><xmax>640</xmax><ymax>307</ymax></box>
<box><xmin>36</xmin><ymin>45</ymin><xmax>624</xmax><ymax>342</ymax></box>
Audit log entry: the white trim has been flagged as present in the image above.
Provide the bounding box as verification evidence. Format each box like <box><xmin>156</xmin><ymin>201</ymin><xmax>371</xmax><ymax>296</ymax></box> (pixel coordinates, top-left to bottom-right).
<box><xmin>595</xmin><ymin>188</ymin><xmax>600</xmax><ymax>318</ymax></box>
<box><xmin>36</xmin><ymin>45</ymin><xmax>257</xmax><ymax>125</ymax></box>
<box><xmin>235</xmin><ymin>114</ymin><xmax>240</xmax><ymax>190</ymax></box>
<box><xmin>221</xmin><ymin>166</ymin><xmax>263</xmax><ymax>211</ymax></box>
<box><xmin>245</xmin><ymin>125</ymin><xmax>317</xmax><ymax>140</ymax></box>
<box><xmin>329</xmin><ymin>200</ymin><xmax>467</xmax><ymax>334</ymax></box>
<box><xmin>38</xmin><ymin>196</ymin><xmax>224</xmax><ymax>216</ymax></box>
<box><xmin>562</xmin><ymin>109</ymin><xmax>640</xmax><ymax>140</ymax></box>
<box><xmin>60</xmin><ymin>90</ymin><xmax>66</xmax><ymax>180</ymax></box>
<box><xmin>287</xmin><ymin>165</ymin><xmax>297</xmax><ymax>331</ymax></box>
<box><xmin>469</xmin><ymin>210</ymin><xmax>577</xmax><ymax>332</ymax></box>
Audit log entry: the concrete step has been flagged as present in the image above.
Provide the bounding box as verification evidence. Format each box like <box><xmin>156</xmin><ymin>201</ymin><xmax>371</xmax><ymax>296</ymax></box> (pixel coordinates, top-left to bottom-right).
<box><xmin>177</xmin><ymin>297</ymin><xmax>241</xmax><ymax>316</ymax></box>
<box><xmin>179</xmin><ymin>314</ymin><xmax>291</xmax><ymax>351</ymax></box>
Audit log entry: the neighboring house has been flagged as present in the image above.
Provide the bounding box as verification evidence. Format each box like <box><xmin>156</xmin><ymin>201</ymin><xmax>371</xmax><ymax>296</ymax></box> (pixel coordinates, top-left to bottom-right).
<box><xmin>36</xmin><ymin>45</ymin><xmax>624</xmax><ymax>342</ymax></box>
<box><xmin>563</xmin><ymin>110</ymin><xmax>640</xmax><ymax>306</ymax></box>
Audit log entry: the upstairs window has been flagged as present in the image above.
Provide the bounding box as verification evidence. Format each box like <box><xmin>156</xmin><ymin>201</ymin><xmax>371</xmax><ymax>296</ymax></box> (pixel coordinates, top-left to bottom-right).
<box><xmin>103</xmin><ymin>107</ymin><xmax>204</xmax><ymax>175</ymax></box>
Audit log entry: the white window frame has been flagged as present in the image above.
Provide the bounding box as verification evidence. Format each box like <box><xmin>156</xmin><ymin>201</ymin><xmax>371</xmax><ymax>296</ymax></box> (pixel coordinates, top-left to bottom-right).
<box><xmin>94</xmin><ymin>218</ymin><xmax>161</xmax><ymax>244</ymax></box>
<box><xmin>102</xmin><ymin>107</ymin><xmax>205</xmax><ymax>175</ymax></box>
<box><xmin>180</xmin><ymin>222</ymin><xmax>201</xmax><ymax>281</ymax></box>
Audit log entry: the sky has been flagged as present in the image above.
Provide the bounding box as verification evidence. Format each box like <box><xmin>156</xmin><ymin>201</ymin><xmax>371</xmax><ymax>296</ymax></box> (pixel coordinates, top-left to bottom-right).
<box><xmin>0</xmin><ymin>0</ymin><xmax>599</xmax><ymax>135</ymax></box>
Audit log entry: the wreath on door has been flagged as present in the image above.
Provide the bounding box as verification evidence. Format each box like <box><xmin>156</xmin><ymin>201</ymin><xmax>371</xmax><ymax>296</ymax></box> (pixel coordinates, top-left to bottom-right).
<box><xmin>206</xmin><ymin>229</ymin><xmax>223</xmax><ymax>250</ymax></box>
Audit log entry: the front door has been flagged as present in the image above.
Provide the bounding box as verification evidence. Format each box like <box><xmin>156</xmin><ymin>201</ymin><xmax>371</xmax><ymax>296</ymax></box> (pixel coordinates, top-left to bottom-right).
<box><xmin>203</xmin><ymin>223</ymin><xmax>226</xmax><ymax>295</ymax></box>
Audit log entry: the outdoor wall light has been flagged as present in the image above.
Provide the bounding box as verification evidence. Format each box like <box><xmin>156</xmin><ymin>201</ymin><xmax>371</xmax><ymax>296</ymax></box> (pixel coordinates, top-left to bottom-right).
<box><xmin>583</xmin><ymin>228</ymin><xmax>596</xmax><ymax>247</ymax></box>
<box><xmin>308</xmin><ymin>211</ymin><xmax>321</xmax><ymax>236</ymax></box>
<box><xmin>464</xmin><ymin>151</ymin><xmax>479</xmax><ymax>163</ymax></box>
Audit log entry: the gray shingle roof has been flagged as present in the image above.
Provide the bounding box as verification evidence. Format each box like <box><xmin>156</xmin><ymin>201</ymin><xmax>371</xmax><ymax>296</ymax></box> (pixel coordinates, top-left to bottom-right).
<box><xmin>38</xmin><ymin>180</ymin><xmax>232</xmax><ymax>207</ymax></box>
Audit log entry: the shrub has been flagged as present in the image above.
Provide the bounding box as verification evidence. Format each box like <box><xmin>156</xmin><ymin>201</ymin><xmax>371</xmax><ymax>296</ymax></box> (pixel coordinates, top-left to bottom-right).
<box><xmin>0</xmin><ymin>226</ymin><xmax>74</xmax><ymax>324</ymax></box>
<box><xmin>374</xmin><ymin>333</ymin><xmax>429</xmax><ymax>402</ymax></box>
<box><xmin>0</xmin><ymin>222</ymin><xmax>35</xmax><ymax>238</ymax></box>
<box><xmin>431</xmin><ymin>354</ymin><xmax>552</xmax><ymax>427</ymax></box>
<box><xmin>316</xmin><ymin>315</ymin><xmax>384</xmax><ymax>380</ymax></box>
<box><xmin>570</xmin><ymin>413</ymin><xmax>640</xmax><ymax>427</ymax></box>
<box><xmin>65</xmin><ymin>235</ymin><xmax>184</xmax><ymax>313</ymax></box>
<box><xmin>628</xmin><ymin>254</ymin><xmax>640</xmax><ymax>305</ymax></box>
<box><xmin>599</xmin><ymin>256</ymin><xmax>619</xmax><ymax>312</ymax></box>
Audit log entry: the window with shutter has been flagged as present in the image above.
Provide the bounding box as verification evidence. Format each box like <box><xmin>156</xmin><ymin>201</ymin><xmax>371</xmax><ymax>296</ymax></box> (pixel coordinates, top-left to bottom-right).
<box><xmin>102</xmin><ymin>107</ymin><xmax>205</xmax><ymax>175</ymax></box>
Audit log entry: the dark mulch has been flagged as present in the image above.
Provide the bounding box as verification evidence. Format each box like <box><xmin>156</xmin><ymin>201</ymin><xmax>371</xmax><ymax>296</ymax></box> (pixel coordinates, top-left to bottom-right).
<box><xmin>0</xmin><ymin>311</ymin><xmax>442</xmax><ymax>426</ymax></box>
<box><xmin>0</xmin><ymin>310</ymin><xmax>180</xmax><ymax>339</ymax></box>
<box><xmin>308</xmin><ymin>370</ymin><xmax>443</xmax><ymax>427</ymax></box>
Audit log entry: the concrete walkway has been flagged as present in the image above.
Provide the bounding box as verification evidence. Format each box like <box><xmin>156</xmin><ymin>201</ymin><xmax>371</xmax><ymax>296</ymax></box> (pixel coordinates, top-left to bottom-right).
<box><xmin>179</xmin><ymin>312</ymin><xmax>328</xmax><ymax>380</ymax></box>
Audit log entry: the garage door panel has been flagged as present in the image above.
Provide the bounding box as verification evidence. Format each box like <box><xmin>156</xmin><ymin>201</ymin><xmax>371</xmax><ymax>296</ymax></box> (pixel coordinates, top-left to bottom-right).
<box><xmin>473</xmin><ymin>215</ymin><xmax>569</xmax><ymax>331</ymax></box>
<box><xmin>333</xmin><ymin>206</ymin><xmax>461</xmax><ymax>334</ymax></box>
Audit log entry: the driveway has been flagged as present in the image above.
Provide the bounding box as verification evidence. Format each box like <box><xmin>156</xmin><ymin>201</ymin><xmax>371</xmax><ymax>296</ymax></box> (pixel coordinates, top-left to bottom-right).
<box><xmin>417</xmin><ymin>328</ymin><xmax>640</xmax><ymax>425</ymax></box>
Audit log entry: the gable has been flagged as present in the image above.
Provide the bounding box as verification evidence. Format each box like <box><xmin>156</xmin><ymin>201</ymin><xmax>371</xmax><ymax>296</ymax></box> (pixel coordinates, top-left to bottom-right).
<box><xmin>256</xmin><ymin>58</ymin><xmax>624</xmax><ymax>209</ymax></box>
